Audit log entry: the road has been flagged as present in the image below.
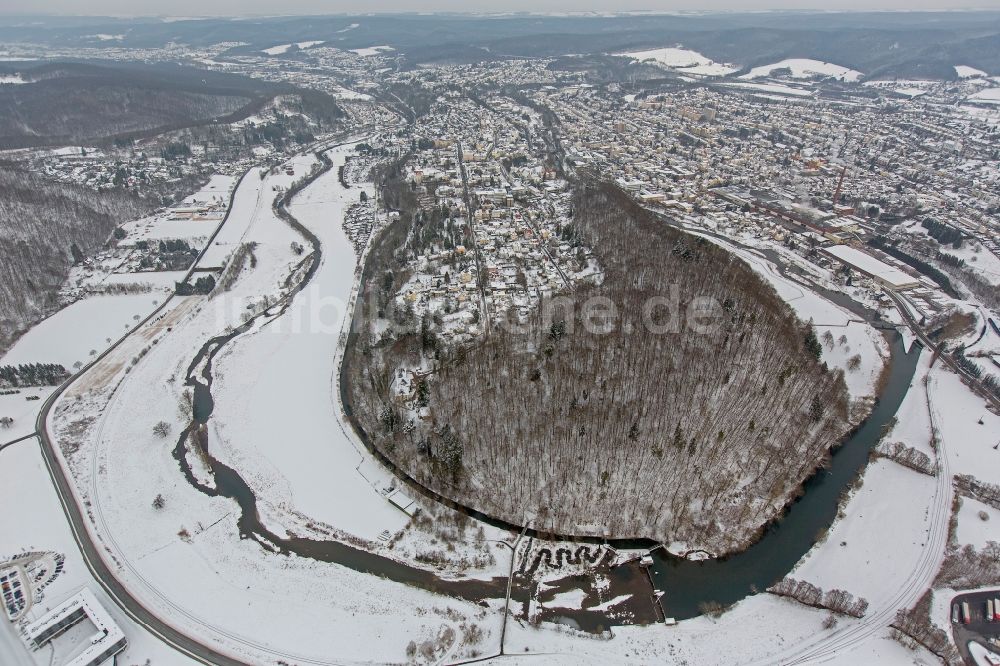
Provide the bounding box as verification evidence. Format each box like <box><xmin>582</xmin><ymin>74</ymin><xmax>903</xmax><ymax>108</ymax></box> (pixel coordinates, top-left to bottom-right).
<box><xmin>0</xmin><ymin>431</ymin><xmax>37</xmax><ymax>452</ymax></box>
<box><xmin>455</xmin><ymin>141</ymin><xmax>493</xmax><ymax>325</ymax></box>
<box><xmin>30</xmin><ymin>163</ymin><xmax>261</xmax><ymax>666</ymax></box>
<box><xmin>28</xmin><ymin>133</ymin><xmax>372</xmax><ymax>666</ymax></box>
<box><xmin>886</xmin><ymin>289</ymin><xmax>1000</xmax><ymax>412</ymax></box>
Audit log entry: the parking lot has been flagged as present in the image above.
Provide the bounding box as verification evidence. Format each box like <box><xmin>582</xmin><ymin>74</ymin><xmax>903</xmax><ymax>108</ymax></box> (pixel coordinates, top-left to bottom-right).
<box><xmin>951</xmin><ymin>590</ymin><xmax>1000</xmax><ymax>665</ymax></box>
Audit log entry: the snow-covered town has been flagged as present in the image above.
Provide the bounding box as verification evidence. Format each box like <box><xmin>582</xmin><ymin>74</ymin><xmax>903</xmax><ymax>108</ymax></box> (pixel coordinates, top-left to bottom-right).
<box><xmin>2</xmin><ymin>9</ymin><xmax>1000</xmax><ymax>666</ymax></box>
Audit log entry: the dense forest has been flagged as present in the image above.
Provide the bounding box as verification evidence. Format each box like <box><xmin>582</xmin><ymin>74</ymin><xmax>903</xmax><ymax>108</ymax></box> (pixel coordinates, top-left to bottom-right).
<box><xmin>0</xmin><ymin>62</ymin><xmax>343</xmax><ymax>149</ymax></box>
<box><xmin>0</xmin><ymin>168</ymin><xmax>154</xmax><ymax>354</ymax></box>
<box><xmin>0</xmin><ymin>85</ymin><xmax>249</xmax><ymax>148</ymax></box>
<box><xmin>347</xmin><ymin>181</ymin><xmax>849</xmax><ymax>555</ymax></box>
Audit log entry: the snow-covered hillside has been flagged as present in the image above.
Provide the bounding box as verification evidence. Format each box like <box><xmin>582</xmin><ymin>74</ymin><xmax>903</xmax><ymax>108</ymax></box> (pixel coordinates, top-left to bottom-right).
<box><xmin>741</xmin><ymin>59</ymin><xmax>863</xmax><ymax>82</ymax></box>
<box><xmin>617</xmin><ymin>46</ymin><xmax>738</xmax><ymax>76</ymax></box>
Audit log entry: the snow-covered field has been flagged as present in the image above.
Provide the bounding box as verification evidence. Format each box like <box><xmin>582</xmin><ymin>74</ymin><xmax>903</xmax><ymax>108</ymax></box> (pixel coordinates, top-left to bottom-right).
<box><xmin>0</xmin><ymin>441</ymin><xmax>200</xmax><ymax>666</ymax></box>
<box><xmin>722</xmin><ymin>81</ymin><xmax>814</xmax><ymax>97</ymax></box>
<box><xmin>969</xmin><ymin>87</ymin><xmax>1000</xmax><ymax>104</ymax></box>
<box><xmin>956</xmin><ymin>65</ymin><xmax>988</xmax><ymax>79</ymax></box>
<box><xmin>886</xmin><ymin>354</ymin><xmax>936</xmax><ymax>457</ymax></box>
<box><xmin>956</xmin><ymin>497</ymin><xmax>1000</xmax><ymax>550</ymax></box>
<box><xmin>617</xmin><ymin>46</ymin><xmax>738</xmax><ymax>76</ymax></box>
<box><xmin>199</xmin><ymin>155</ymin><xmax>316</xmax><ymax>269</ymax></box>
<box><xmin>864</xmin><ymin>79</ymin><xmax>936</xmax><ymax>97</ymax></box>
<box><xmin>740</xmin><ymin>58</ymin><xmax>863</xmax><ymax>82</ymax></box>
<box><xmin>0</xmin><ymin>387</ymin><xmax>52</xmax><ymax>442</ymax></box>
<box><xmin>794</xmin><ymin>459</ymin><xmax>941</xmax><ymax>606</ymax></box>
<box><xmin>504</xmin><ymin>591</ymin><xmax>938</xmax><ymax>665</ymax></box>
<box><xmin>350</xmin><ymin>45</ymin><xmax>395</xmax><ymax>57</ymax></box>
<box><xmin>209</xmin><ymin>144</ymin><xmax>414</xmax><ymax>544</ymax></box>
<box><xmin>262</xmin><ymin>40</ymin><xmax>324</xmax><ymax>55</ymax></box>
<box><xmin>330</xmin><ymin>86</ymin><xmax>373</xmax><ymax>100</ymax></box>
<box><xmin>1</xmin><ymin>293</ymin><xmax>178</xmax><ymax>370</ymax></box>
<box><xmin>928</xmin><ymin>365</ymin><xmax>1000</xmax><ymax>479</ymax></box>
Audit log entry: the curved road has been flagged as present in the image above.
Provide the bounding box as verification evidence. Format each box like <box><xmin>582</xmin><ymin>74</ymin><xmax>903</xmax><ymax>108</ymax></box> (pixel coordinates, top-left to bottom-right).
<box><xmin>29</xmin><ymin>132</ymin><xmax>371</xmax><ymax>666</ymax></box>
<box><xmin>32</xmin><ymin>163</ymin><xmax>260</xmax><ymax>666</ymax></box>
<box><xmin>18</xmin><ymin>117</ymin><xmax>967</xmax><ymax>666</ymax></box>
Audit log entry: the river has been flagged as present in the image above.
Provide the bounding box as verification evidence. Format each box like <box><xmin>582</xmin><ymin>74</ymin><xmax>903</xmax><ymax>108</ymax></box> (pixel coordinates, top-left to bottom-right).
<box><xmin>179</xmin><ymin>141</ymin><xmax>922</xmax><ymax>627</ymax></box>
<box><xmin>650</xmin><ymin>332</ymin><xmax>921</xmax><ymax>620</ymax></box>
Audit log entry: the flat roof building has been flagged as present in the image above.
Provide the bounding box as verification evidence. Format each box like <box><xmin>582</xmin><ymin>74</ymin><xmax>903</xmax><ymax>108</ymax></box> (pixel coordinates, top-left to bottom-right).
<box><xmin>820</xmin><ymin>244</ymin><xmax>920</xmax><ymax>290</ymax></box>
<box><xmin>23</xmin><ymin>589</ymin><xmax>127</xmax><ymax>666</ymax></box>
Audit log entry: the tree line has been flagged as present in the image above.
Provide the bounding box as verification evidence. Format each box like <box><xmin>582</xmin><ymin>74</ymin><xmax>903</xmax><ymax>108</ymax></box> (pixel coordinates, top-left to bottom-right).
<box><xmin>0</xmin><ymin>363</ymin><xmax>69</xmax><ymax>387</ymax></box>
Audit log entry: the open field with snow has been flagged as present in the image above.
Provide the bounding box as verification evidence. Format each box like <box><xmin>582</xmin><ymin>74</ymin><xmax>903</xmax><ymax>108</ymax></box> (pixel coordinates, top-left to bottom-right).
<box><xmin>504</xmin><ymin>591</ymin><xmax>938</xmax><ymax>665</ymax></box>
<box><xmin>0</xmin><ymin>387</ymin><xmax>52</xmax><ymax>442</ymax></box>
<box><xmin>740</xmin><ymin>59</ymin><xmax>862</xmax><ymax>82</ymax></box>
<box><xmin>794</xmin><ymin>459</ymin><xmax>943</xmax><ymax>608</ymax></box>
<box><xmin>969</xmin><ymin>88</ymin><xmax>1000</xmax><ymax>104</ymax></box>
<box><xmin>930</xmin><ymin>366</ymin><xmax>1000</xmax><ymax>479</ymax></box>
<box><xmin>956</xmin><ymin>65</ymin><xmax>988</xmax><ymax>79</ymax></box>
<box><xmin>1</xmin><ymin>293</ymin><xmax>179</xmax><ymax>370</ymax></box>
<box><xmin>721</xmin><ymin>81</ymin><xmax>814</xmax><ymax>97</ymax></box>
<box><xmin>617</xmin><ymin>46</ymin><xmax>738</xmax><ymax>76</ymax></box>
<box><xmin>262</xmin><ymin>41</ymin><xmax>325</xmax><ymax>55</ymax></box>
<box><xmin>209</xmin><ymin>144</ymin><xmax>416</xmax><ymax>544</ymax></box>
<box><xmin>956</xmin><ymin>497</ymin><xmax>1000</xmax><ymax>551</ymax></box>
<box><xmin>350</xmin><ymin>45</ymin><xmax>394</xmax><ymax>57</ymax></box>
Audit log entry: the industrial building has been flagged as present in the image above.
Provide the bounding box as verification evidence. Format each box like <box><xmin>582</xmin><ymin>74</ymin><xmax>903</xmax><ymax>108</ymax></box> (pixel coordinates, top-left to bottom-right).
<box><xmin>22</xmin><ymin>588</ymin><xmax>126</xmax><ymax>666</ymax></box>
<box><xmin>820</xmin><ymin>244</ymin><xmax>921</xmax><ymax>290</ymax></box>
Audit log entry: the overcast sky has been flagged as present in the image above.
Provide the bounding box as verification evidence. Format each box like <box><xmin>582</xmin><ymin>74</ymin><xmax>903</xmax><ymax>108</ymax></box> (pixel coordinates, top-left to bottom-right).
<box><xmin>7</xmin><ymin>0</ymin><xmax>1000</xmax><ymax>17</ymax></box>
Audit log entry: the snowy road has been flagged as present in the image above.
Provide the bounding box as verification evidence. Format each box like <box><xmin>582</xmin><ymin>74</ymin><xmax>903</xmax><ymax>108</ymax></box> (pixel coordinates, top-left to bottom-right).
<box><xmin>0</xmin><ymin>431</ymin><xmax>37</xmax><ymax>451</ymax></box>
<box><xmin>36</xmin><ymin>134</ymin><xmax>504</xmax><ymax>666</ymax></box>
<box><xmin>32</xmin><ymin>163</ymin><xmax>263</xmax><ymax>666</ymax></box>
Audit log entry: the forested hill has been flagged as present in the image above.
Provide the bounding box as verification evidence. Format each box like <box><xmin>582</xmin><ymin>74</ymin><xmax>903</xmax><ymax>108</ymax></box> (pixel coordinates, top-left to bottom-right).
<box><xmin>0</xmin><ymin>168</ymin><xmax>153</xmax><ymax>354</ymax></box>
<box><xmin>2</xmin><ymin>12</ymin><xmax>998</xmax><ymax>78</ymax></box>
<box><xmin>0</xmin><ymin>61</ymin><xmax>344</xmax><ymax>149</ymax></box>
<box><xmin>349</xmin><ymin>182</ymin><xmax>850</xmax><ymax>557</ymax></box>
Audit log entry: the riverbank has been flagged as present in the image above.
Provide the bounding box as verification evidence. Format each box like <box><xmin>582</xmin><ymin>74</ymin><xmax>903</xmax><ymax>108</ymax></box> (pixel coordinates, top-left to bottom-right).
<box><xmin>42</xmin><ymin>141</ymin><xmax>512</xmax><ymax>664</ymax></box>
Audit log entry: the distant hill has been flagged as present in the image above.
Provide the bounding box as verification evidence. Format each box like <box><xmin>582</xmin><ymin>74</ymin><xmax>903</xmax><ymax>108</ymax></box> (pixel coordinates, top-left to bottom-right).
<box><xmin>3</xmin><ymin>12</ymin><xmax>997</xmax><ymax>79</ymax></box>
<box><xmin>0</xmin><ymin>61</ymin><xmax>342</xmax><ymax>149</ymax></box>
